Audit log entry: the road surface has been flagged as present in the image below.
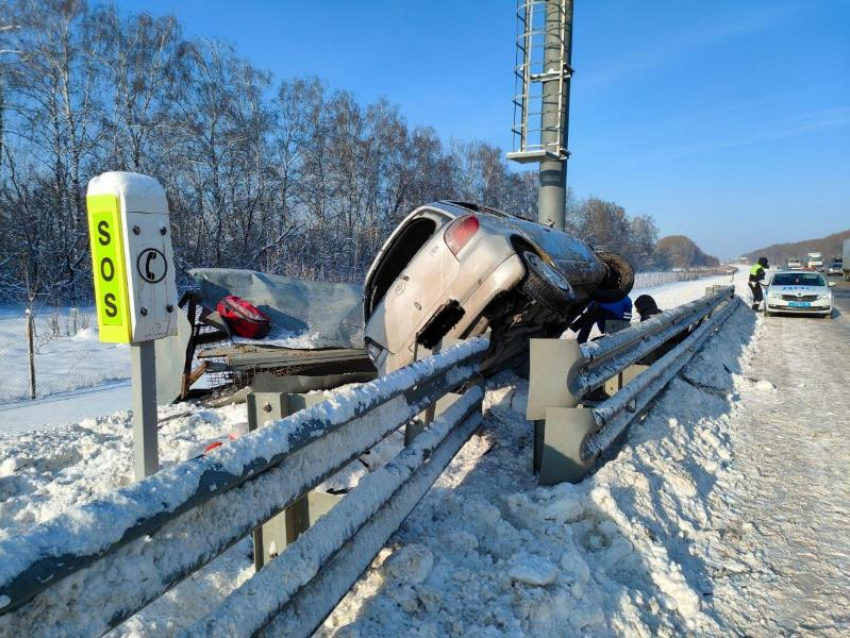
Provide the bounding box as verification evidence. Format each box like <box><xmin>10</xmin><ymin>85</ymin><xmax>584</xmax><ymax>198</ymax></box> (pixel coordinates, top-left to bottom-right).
<box><xmin>704</xmin><ymin>278</ymin><xmax>850</xmax><ymax>635</ymax></box>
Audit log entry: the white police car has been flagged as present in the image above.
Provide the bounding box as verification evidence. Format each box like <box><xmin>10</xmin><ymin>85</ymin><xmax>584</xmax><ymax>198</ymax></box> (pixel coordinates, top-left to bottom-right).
<box><xmin>765</xmin><ymin>270</ymin><xmax>835</xmax><ymax>318</ymax></box>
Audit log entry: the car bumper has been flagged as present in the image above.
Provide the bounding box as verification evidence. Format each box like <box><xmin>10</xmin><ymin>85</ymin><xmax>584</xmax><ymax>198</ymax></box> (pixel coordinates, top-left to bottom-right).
<box><xmin>766</xmin><ymin>302</ymin><xmax>832</xmax><ymax>315</ymax></box>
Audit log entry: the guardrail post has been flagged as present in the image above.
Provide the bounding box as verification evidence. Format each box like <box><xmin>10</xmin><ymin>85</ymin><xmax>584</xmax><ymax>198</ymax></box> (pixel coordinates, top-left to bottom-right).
<box><xmin>247</xmin><ymin>390</ymin><xmax>341</xmax><ymax>570</ymax></box>
<box><xmin>526</xmin><ymin>338</ymin><xmax>585</xmax><ymax>476</ymax></box>
<box><xmin>540</xmin><ymin>407</ymin><xmax>598</xmax><ymax>485</ymax></box>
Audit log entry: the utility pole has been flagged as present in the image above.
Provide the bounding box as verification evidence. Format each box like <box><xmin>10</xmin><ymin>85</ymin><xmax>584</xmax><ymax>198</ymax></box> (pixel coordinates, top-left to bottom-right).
<box><xmin>508</xmin><ymin>0</ymin><xmax>574</xmax><ymax>230</ymax></box>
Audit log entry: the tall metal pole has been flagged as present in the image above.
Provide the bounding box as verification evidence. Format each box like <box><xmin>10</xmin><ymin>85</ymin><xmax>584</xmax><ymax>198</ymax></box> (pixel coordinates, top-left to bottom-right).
<box><xmin>537</xmin><ymin>0</ymin><xmax>573</xmax><ymax>230</ymax></box>
<box><xmin>131</xmin><ymin>341</ymin><xmax>159</xmax><ymax>480</ymax></box>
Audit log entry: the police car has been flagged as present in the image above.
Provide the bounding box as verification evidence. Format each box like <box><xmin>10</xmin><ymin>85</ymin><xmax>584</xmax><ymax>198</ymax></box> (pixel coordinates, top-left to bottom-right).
<box><xmin>765</xmin><ymin>270</ymin><xmax>835</xmax><ymax>318</ymax></box>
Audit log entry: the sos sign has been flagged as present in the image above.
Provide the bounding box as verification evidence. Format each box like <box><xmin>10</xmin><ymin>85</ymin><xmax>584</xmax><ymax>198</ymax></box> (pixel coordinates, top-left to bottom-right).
<box><xmin>86</xmin><ymin>172</ymin><xmax>178</xmax><ymax>344</ymax></box>
<box><xmin>87</xmin><ymin>194</ymin><xmax>133</xmax><ymax>342</ymax></box>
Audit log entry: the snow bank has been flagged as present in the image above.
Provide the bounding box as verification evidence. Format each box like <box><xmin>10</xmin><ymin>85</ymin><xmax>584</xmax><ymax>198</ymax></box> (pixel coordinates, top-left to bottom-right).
<box><xmin>0</xmin><ymin>277</ymin><xmax>765</xmax><ymax>636</ymax></box>
<box><xmin>316</xmin><ymin>302</ymin><xmax>758</xmax><ymax>637</ymax></box>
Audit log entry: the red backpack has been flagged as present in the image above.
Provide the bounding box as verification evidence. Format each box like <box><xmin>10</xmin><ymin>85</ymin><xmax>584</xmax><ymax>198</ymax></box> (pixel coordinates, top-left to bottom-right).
<box><xmin>216</xmin><ymin>295</ymin><xmax>271</xmax><ymax>339</ymax></box>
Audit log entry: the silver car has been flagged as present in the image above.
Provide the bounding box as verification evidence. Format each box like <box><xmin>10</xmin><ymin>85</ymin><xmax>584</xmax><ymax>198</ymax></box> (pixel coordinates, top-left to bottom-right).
<box><xmin>363</xmin><ymin>201</ymin><xmax>634</xmax><ymax>375</ymax></box>
<box><xmin>765</xmin><ymin>270</ymin><xmax>835</xmax><ymax>318</ymax></box>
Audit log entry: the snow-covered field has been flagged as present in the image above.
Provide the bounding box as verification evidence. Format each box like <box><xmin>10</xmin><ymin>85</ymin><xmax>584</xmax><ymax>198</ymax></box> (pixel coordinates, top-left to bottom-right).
<box><xmin>0</xmin><ymin>306</ymin><xmax>130</xmax><ymax>406</ymax></box>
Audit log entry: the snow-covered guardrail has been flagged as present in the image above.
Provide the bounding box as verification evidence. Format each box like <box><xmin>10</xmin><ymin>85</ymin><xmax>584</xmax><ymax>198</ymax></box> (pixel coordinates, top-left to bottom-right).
<box><xmin>528</xmin><ymin>286</ymin><xmax>740</xmax><ymax>484</ymax></box>
<box><xmin>0</xmin><ymin>338</ymin><xmax>488</xmax><ymax>638</ymax></box>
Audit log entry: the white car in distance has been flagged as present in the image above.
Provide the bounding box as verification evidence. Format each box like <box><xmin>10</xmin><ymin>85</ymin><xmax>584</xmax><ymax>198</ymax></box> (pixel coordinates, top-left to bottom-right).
<box><xmin>765</xmin><ymin>270</ymin><xmax>835</xmax><ymax>318</ymax></box>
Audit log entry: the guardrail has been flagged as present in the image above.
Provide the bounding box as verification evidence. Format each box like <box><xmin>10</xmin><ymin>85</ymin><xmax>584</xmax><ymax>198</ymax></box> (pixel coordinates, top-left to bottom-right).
<box><xmin>527</xmin><ymin>285</ymin><xmax>740</xmax><ymax>484</ymax></box>
<box><xmin>0</xmin><ymin>338</ymin><xmax>488</xmax><ymax>638</ymax></box>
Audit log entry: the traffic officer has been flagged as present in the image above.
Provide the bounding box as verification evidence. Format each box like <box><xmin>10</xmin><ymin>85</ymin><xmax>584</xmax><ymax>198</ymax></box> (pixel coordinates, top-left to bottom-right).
<box><xmin>748</xmin><ymin>256</ymin><xmax>769</xmax><ymax>311</ymax></box>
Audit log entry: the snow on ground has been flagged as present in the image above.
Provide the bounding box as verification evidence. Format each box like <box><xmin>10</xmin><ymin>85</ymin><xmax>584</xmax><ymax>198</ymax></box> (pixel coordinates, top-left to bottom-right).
<box><xmin>697</xmin><ymin>298</ymin><xmax>850</xmax><ymax>634</ymax></box>
<box><xmin>0</xmin><ymin>382</ymin><xmax>131</xmax><ymax>436</ymax></box>
<box><xmin>2</xmin><ymin>268</ymin><xmax>788</xmax><ymax>637</ymax></box>
<box><xmin>315</xmin><ymin>302</ymin><xmax>759</xmax><ymax>637</ymax></box>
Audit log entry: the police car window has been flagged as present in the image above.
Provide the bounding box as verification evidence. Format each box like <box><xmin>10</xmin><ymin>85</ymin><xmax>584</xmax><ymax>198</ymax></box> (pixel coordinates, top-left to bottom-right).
<box><xmin>772</xmin><ymin>273</ymin><xmax>824</xmax><ymax>286</ymax></box>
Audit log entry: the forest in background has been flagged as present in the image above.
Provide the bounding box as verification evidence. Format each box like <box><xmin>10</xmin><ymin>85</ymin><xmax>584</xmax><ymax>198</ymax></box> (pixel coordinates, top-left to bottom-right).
<box><xmin>743</xmin><ymin>229</ymin><xmax>850</xmax><ymax>266</ymax></box>
<box><xmin>1</xmin><ymin>0</ymin><xmax>674</xmax><ymax>305</ymax></box>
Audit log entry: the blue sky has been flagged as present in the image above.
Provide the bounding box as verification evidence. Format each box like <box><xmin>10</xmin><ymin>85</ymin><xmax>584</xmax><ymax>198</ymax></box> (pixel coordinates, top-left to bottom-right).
<box><xmin>119</xmin><ymin>0</ymin><xmax>849</xmax><ymax>259</ymax></box>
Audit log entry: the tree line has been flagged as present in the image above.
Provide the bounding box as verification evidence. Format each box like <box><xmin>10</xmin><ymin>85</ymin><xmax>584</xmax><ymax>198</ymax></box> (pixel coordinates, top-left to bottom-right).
<box><xmin>0</xmin><ymin>0</ymin><xmax>669</xmax><ymax>305</ymax></box>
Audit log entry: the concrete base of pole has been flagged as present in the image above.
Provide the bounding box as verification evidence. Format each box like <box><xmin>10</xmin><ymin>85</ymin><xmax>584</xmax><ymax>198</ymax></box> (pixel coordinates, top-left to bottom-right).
<box><xmin>131</xmin><ymin>341</ymin><xmax>159</xmax><ymax>480</ymax></box>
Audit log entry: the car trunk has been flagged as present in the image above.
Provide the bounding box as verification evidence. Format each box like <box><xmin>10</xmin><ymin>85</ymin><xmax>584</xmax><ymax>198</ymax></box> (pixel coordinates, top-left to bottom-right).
<box><xmin>365</xmin><ymin>228</ymin><xmax>462</xmax><ymax>356</ymax></box>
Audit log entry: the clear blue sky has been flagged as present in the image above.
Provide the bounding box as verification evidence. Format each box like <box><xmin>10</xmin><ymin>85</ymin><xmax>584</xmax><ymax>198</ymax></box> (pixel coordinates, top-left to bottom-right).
<box><xmin>120</xmin><ymin>0</ymin><xmax>849</xmax><ymax>259</ymax></box>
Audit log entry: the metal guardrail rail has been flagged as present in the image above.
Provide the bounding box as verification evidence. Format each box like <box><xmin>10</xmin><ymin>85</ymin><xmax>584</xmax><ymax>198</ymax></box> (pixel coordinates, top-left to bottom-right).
<box><xmin>0</xmin><ymin>338</ymin><xmax>488</xmax><ymax>638</ymax></box>
<box><xmin>527</xmin><ymin>286</ymin><xmax>740</xmax><ymax>484</ymax></box>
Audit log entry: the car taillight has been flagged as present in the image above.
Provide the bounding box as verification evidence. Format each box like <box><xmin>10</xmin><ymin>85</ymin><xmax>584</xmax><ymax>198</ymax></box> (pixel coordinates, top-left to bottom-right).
<box><xmin>444</xmin><ymin>215</ymin><xmax>480</xmax><ymax>256</ymax></box>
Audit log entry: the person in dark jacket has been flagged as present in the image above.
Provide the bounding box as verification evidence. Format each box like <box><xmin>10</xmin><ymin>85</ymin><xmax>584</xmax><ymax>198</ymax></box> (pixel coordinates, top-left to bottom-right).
<box><xmin>633</xmin><ymin>294</ymin><xmax>690</xmax><ymax>364</ymax></box>
<box><xmin>571</xmin><ymin>296</ymin><xmax>633</xmax><ymax>343</ymax></box>
<box><xmin>634</xmin><ymin>294</ymin><xmax>663</xmax><ymax>322</ymax></box>
<box><xmin>748</xmin><ymin>257</ymin><xmax>769</xmax><ymax>311</ymax></box>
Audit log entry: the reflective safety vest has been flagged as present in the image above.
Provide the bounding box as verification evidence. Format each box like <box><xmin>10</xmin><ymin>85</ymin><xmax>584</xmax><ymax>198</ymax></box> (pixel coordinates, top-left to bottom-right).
<box><xmin>749</xmin><ymin>263</ymin><xmax>764</xmax><ymax>282</ymax></box>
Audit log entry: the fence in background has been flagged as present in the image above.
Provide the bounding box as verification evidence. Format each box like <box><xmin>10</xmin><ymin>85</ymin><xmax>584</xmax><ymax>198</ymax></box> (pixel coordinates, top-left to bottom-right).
<box><xmin>633</xmin><ymin>267</ymin><xmax>735</xmax><ymax>290</ymax></box>
<box><xmin>0</xmin><ymin>308</ymin><xmax>129</xmax><ymax>405</ymax></box>
<box><xmin>0</xmin><ymin>338</ymin><xmax>487</xmax><ymax>638</ymax></box>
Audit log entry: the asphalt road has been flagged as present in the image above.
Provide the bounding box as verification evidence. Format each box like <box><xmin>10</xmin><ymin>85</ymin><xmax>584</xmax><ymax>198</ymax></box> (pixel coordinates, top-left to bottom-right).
<box><xmin>707</xmin><ymin>273</ymin><xmax>850</xmax><ymax>635</ymax></box>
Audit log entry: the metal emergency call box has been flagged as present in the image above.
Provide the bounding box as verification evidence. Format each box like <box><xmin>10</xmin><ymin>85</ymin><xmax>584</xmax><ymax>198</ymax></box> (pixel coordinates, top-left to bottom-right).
<box><xmin>86</xmin><ymin>172</ymin><xmax>178</xmax><ymax>344</ymax></box>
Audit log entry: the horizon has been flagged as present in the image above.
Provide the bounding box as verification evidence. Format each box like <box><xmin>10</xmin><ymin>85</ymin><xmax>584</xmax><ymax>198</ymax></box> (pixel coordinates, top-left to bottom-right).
<box><xmin>117</xmin><ymin>0</ymin><xmax>849</xmax><ymax>260</ymax></box>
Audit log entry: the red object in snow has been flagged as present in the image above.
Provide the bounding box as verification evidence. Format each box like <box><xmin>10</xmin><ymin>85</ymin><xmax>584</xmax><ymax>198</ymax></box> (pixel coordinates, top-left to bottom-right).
<box><xmin>216</xmin><ymin>295</ymin><xmax>271</xmax><ymax>339</ymax></box>
<box><xmin>204</xmin><ymin>441</ymin><xmax>224</xmax><ymax>454</ymax></box>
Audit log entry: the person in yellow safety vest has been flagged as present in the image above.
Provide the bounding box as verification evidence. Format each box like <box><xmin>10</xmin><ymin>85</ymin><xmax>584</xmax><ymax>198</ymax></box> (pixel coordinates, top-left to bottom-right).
<box><xmin>748</xmin><ymin>256</ymin><xmax>769</xmax><ymax>311</ymax></box>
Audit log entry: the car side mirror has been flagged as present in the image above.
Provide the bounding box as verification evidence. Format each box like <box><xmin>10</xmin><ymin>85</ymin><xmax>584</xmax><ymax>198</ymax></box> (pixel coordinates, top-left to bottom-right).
<box><xmin>828</xmin><ymin>281</ymin><xmax>836</xmax><ymax>288</ymax></box>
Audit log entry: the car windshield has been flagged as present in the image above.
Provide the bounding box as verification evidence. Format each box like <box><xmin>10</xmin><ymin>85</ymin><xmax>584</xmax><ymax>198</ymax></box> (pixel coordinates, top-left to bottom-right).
<box><xmin>771</xmin><ymin>273</ymin><xmax>825</xmax><ymax>286</ymax></box>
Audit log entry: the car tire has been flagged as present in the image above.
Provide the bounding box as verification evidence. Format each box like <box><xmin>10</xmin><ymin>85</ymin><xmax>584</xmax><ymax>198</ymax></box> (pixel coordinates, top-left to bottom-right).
<box><xmin>592</xmin><ymin>251</ymin><xmax>635</xmax><ymax>303</ymax></box>
<box><xmin>520</xmin><ymin>251</ymin><xmax>574</xmax><ymax>312</ymax></box>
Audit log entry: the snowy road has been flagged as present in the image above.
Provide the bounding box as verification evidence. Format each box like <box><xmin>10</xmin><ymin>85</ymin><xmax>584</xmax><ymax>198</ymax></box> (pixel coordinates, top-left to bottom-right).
<box><xmin>703</xmin><ymin>285</ymin><xmax>850</xmax><ymax>635</ymax></box>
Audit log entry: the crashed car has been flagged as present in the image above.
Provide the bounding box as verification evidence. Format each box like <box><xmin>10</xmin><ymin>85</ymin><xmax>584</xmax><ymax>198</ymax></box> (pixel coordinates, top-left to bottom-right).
<box><xmin>363</xmin><ymin>201</ymin><xmax>634</xmax><ymax>374</ymax></box>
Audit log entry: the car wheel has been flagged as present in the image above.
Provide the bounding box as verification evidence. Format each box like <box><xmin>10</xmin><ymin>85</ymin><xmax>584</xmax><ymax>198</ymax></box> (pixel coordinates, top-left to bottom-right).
<box><xmin>592</xmin><ymin>251</ymin><xmax>635</xmax><ymax>303</ymax></box>
<box><xmin>520</xmin><ymin>251</ymin><xmax>574</xmax><ymax>312</ymax></box>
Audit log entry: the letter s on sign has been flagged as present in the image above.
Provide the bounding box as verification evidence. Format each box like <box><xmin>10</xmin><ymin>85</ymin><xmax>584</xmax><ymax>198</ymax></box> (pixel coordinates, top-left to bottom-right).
<box><xmin>98</xmin><ymin>220</ymin><xmax>111</xmax><ymax>246</ymax></box>
<box><xmin>104</xmin><ymin>292</ymin><xmax>118</xmax><ymax>318</ymax></box>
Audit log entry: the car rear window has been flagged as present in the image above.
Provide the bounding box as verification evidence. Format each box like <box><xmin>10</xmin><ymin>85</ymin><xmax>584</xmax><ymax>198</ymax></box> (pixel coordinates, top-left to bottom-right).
<box><xmin>366</xmin><ymin>217</ymin><xmax>438</xmax><ymax>316</ymax></box>
<box><xmin>771</xmin><ymin>273</ymin><xmax>825</xmax><ymax>286</ymax></box>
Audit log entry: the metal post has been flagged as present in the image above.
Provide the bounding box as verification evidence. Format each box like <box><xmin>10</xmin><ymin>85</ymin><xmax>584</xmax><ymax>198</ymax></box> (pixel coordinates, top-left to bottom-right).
<box><xmin>131</xmin><ymin>341</ymin><xmax>159</xmax><ymax>480</ymax></box>
<box><xmin>537</xmin><ymin>0</ymin><xmax>573</xmax><ymax>230</ymax></box>
<box><xmin>25</xmin><ymin>309</ymin><xmax>36</xmax><ymax>400</ymax></box>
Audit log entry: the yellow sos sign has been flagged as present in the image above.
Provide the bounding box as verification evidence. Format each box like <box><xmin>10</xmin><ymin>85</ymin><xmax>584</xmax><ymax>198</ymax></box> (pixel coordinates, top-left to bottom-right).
<box><xmin>87</xmin><ymin>194</ymin><xmax>133</xmax><ymax>343</ymax></box>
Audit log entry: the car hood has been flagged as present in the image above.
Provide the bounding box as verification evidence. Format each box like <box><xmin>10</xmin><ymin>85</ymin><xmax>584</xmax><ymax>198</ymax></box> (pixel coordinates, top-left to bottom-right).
<box><xmin>769</xmin><ymin>285</ymin><xmax>826</xmax><ymax>294</ymax></box>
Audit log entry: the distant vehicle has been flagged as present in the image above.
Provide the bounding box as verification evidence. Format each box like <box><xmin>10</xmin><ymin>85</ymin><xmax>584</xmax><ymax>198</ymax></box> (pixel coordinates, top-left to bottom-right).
<box><xmin>826</xmin><ymin>258</ymin><xmax>843</xmax><ymax>276</ymax></box>
<box><xmin>786</xmin><ymin>258</ymin><xmax>802</xmax><ymax>270</ymax></box>
<box><xmin>363</xmin><ymin>201</ymin><xmax>634</xmax><ymax>375</ymax></box>
<box><xmin>765</xmin><ymin>270</ymin><xmax>834</xmax><ymax>318</ymax></box>
<box><xmin>806</xmin><ymin>251</ymin><xmax>824</xmax><ymax>271</ymax></box>
<box><xmin>844</xmin><ymin>239</ymin><xmax>850</xmax><ymax>281</ymax></box>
